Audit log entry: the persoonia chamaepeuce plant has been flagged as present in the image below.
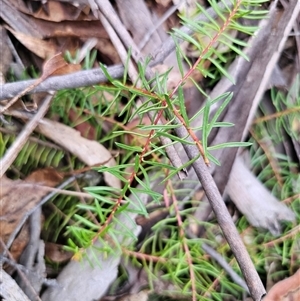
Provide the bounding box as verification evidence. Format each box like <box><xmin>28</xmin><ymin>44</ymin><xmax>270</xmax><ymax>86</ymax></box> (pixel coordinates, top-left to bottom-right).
<box><xmin>38</xmin><ymin>1</ymin><xmax>299</xmax><ymax>301</ymax></box>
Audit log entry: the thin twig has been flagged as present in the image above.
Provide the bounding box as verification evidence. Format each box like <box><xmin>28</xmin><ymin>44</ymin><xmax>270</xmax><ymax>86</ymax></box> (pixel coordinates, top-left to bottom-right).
<box><xmin>97</xmin><ymin>0</ymin><xmax>187</xmax><ymax>179</ymax></box>
<box><xmin>0</xmin><ymin>92</ymin><xmax>55</xmax><ymax>177</ymax></box>
<box><xmin>253</xmin><ymin>106</ymin><xmax>300</xmax><ymax>123</ymax></box>
<box><xmin>0</xmin><ymin>239</ymin><xmax>40</xmax><ymax>301</ymax></box>
<box><xmin>0</xmin><ymin>65</ymin><xmax>124</xmax><ymax>100</ymax></box>
<box><xmin>263</xmin><ymin>225</ymin><xmax>300</xmax><ymax>248</ymax></box>
<box><xmin>4</xmin><ymin>176</ymin><xmax>76</xmax><ymax>251</ymax></box>
<box><xmin>138</xmin><ymin>0</ymin><xmax>185</xmax><ymax>51</ymax></box>
<box><xmin>0</xmin><ymin>1</ymin><xmax>232</xmax><ymax>100</ymax></box>
<box><xmin>0</xmin><ymin>255</ymin><xmax>58</xmax><ymax>287</ymax></box>
<box><xmin>169</xmin><ymin>181</ymin><xmax>197</xmax><ymax>301</ymax></box>
<box><xmin>0</xmin><ymin>182</ymin><xmax>92</xmax><ymax>199</ymax></box>
<box><xmin>201</xmin><ymin>243</ymin><xmax>249</xmax><ymax>292</ymax></box>
<box><xmin>98</xmin><ymin>12</ymin><xmax>140</xmax><ymax>84</ymax></box>
<box><xmin>93</xmin><ymin>0</ymin><xmax>145</xmax><ymax>68</ymax></box>
<box><xmin>172</xmin><ymin>121</ymin><xmax>266</xmax><ymax>300</ymax></box>
<box><xmin>17</xmin><ymin>209</ymin><xmax>45</xmax><ymax>300</ymax></box>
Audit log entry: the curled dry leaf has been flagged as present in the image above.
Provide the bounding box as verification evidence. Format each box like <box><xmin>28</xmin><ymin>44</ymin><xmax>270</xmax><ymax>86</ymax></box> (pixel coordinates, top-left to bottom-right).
<box><xmin>45</xmin><ymin>242</ymin><xmax>73</xmax><ymax>263</ymax></box>
<box><xmin>5</xmin><ymin>26</ymin><xmax>57</xmax><ymax>59</ymax></box>
<box><xmin>0</xmin><ymin>169</ymin><xmax>63</xmax><ymax>260</ymax></box>
<box><xmin>263</xmin><ymin>269</ymin><xmax>300</xmax><ymax>301</ymax></box>
<box><xmin>41</xmin><ymin>52</ymin><xmax>81</xmax><ymax>78</ymax></box>
<box><xmin>36</xmin><ymin>118</ymin><xmax>121</xmax><ymax>189</ymax></box>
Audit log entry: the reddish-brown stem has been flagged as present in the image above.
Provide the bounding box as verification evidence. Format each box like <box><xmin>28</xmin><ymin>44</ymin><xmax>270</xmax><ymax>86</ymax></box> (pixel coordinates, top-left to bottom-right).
<box><xmin>90</xmin><ymin>103</ymin><xmax>165</xmax><ymax>246</ymax></box>
<box><xmin>123</xmin><ymin>248</ymin><xmax>168</xmax><ymax>263</ymax></box>
<box><xmin>84</xmin><ymin>0</ymin><xmax>242</xmax><ymax>256</ymax></box>
<box><xmin>263</xmin><ymin>225</ymin><xmax>300</xmax><ymax>248</ymax></box>
<box><xmin>169</xmin><ymin>181</ymin><xmax>197</xmax><ymax>301</ymax></box>
<box><xmin>170</xmin><ymin>0</ymin><xmax>242</xmax><ymax>98</ymax></box>
<box><xmin>253</xmin><ymin>106</ymin><xmax>300</xmax><ymax>124</ymax></box>
<box><xmin>250</xmin><ymin>128</ymin><xmax>284</xmax><ymax>187</ymax></box>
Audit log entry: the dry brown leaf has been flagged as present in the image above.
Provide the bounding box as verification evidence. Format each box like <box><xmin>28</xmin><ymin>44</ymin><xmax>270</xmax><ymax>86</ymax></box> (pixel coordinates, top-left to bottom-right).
<box><xmin>42</xmin><ymin>53</ymin><xmax>68</xmax><ymax>78</ymax></box>
<box><xmin>263</xmin><ymin>269</ymin><xmax>300</xmax><ymax>301</ymax></box>
<box><xmin>0</xmin><ymin>168</ymin><xmax>63</xmax><ymax>260</ymax></box>
<box><xmin>5</xmin><ymin>26</ymin><xmax>57</xmax><ymax>59</ymax></box>
<box><xmin>2</xmin><ymin>0</ymin><xmax>107</xmax><ymax>43</ymax></box>
<box><xmin>45</xmin><ymin>242</ymin><xmax>73</xmax><ymax>263</ymax></box>
<box><xmin>94</xmin><ymin>38</ymin><xmax>121</xmax><ymax>64</ymax></box>
<box><xmin>41</xmin><ymin>53</ymin><xmax>81</xmax><ymax>78</ymax></box>
<box><xmin>45</xmin><ymin>20</ymin><xmax>108</xmax><ymax>38</ymax></box>
<box><xmin>228</xmin><ymin>157</ymin><xmax>295</xmax><ymax>235</ymax></box>
<box><xmin>7</xmin><ymin>223</ymin><xmax>30</xmax><ymax>263</ymax></box>
<box><xmin>29</xmin><ymin>1</ymin><xmax>90</xmax><ymax>22</ymax></box>
<box><xmin>36</xmin><ymin>118</ymin><xmax>121</xmax><ymax>189</ymax></box>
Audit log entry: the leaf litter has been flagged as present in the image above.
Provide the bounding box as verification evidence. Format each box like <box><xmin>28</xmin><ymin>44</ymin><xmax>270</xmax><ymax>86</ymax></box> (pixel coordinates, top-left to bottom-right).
<box><xmin>0</xmin><ymin>0</ymin><xmax>299</xmax><ymax>300</ymax></box>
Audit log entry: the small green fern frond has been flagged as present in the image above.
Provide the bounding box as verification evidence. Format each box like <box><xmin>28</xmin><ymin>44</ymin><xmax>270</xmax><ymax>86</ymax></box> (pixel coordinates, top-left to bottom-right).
<box><xmin>0</xmin><ymin>130</ymin><xmax>64</xmax><ymax>173</ymax></box>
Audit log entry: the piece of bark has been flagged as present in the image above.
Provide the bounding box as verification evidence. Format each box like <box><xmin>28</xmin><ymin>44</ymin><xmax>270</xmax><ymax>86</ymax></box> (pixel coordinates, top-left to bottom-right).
<box><xmin>0</xmin><ymin>268</ymin><xmax>31</xmax><ymax>301</ymax></box>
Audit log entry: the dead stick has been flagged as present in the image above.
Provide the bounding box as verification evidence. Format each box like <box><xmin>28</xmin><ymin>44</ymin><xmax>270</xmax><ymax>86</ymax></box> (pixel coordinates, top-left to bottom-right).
<box><xmin>0</xmin><ymin>92</ymin><xmax>55</xmax><ymax>177</ymax></box>
<box><xmin>0</xmin><ymin>2</ymin><xmax>229</xmax><ymax>100</ymax></box>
